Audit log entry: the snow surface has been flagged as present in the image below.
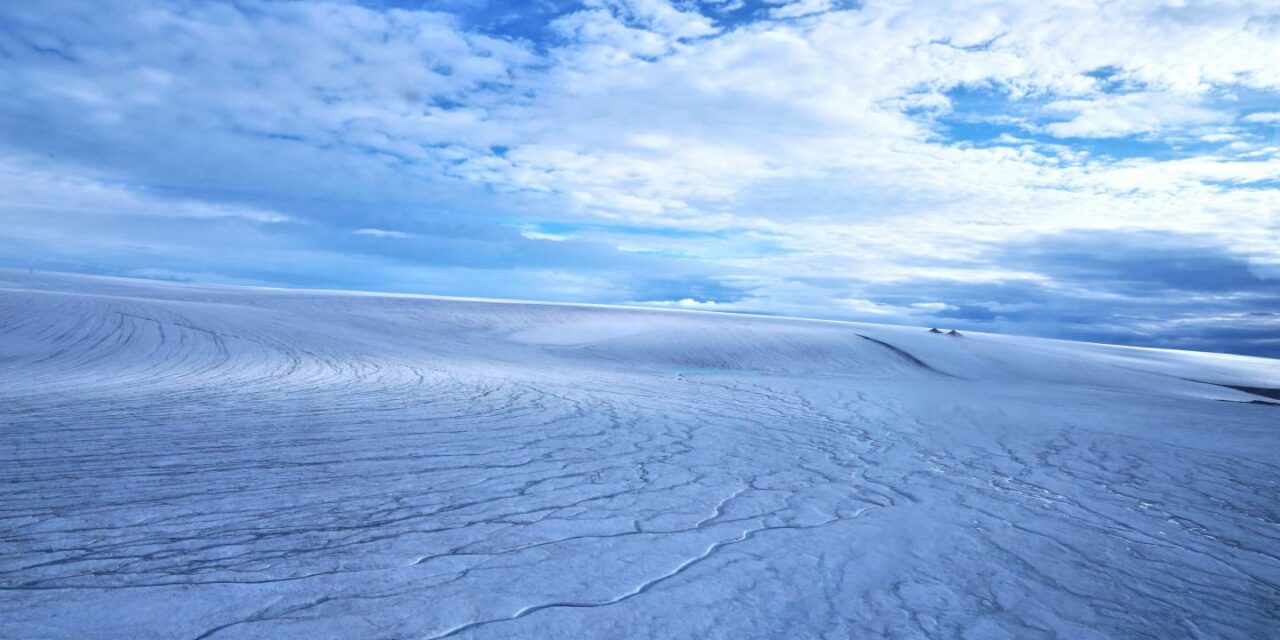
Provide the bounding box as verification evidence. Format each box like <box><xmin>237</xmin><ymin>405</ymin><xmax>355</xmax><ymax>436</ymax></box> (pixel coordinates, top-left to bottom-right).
<box><xmin>2</xmin><ymin>271</ymin><xmax>1278</xmax><ymax>639</ymax></box>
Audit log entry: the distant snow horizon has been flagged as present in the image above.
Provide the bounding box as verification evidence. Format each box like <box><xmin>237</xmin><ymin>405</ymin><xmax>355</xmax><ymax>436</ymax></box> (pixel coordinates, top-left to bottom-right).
<box><xmin>4</xmin><ymin>267</ymin><xmax>1275</xmax><ymax>362</ymax></box>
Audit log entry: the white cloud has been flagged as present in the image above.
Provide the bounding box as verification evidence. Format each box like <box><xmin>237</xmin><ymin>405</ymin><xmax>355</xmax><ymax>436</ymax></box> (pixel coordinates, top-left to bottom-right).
<box><xmin>552</xmin><ymin>0</ymin><xmax>717</xmax><ymax>58</ymax></box>
<box><xmin>838</xmin><ymin>297</ymin><xmax>894</xmax><ymax>315</ymax></box>
<box><xmin>767</xmin><ymin>0</ymin><xmax>838</xmax><ymax>19</ymax></box>
<box><xmin>676</xmin><ymin>297</ymin><xmax>718</xmax><ymax>308</ymax></box>
<box><xmin>2</xmin><ymin>0</ymin><xmax>1280</xmax><ymax>335</ymax></box>
<box><xmin>602</xmin><ymin>0</ymin><xmax>718</xmax><ymax>39</ymax></box>
<box><xmin>910</xmin><ymin>302</ymin><xmax>953</xmax><ymax>311</ymax></box>
<box><xmin>1200</xmin><ymin>133</ymin><xmax>1240</xmax><ymax>143</ymax></box>
<box><xmin>520</xmin><ymin>230</ymin><xmax>569</xmax><ymax>242</ymax></box>
<box><xmin>354</xmin><ymin>228</ymin><xmax>412</xmax><ymax>239</ymax></box>
<box><xmin>0</xmin><ymin>157</ymin><xmax>292</xmax><ymax>223</ymax></box>
<box><xmin>1041</xmin><ymin>93</ymin><xmax>1223</xmax><ymax>138</ymax></box>
<box><xmin>448</xmin><ymin>0</ymin><xmax>1280</xmax><ymax>235</ymax></box>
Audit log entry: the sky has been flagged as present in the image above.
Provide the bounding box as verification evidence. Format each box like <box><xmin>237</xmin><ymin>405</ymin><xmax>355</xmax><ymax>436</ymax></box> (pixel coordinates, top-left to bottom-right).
<box><xmin>1</xmin><ymin>0</ymin><xmax>1278</xmax><ymax>357</ymax></box>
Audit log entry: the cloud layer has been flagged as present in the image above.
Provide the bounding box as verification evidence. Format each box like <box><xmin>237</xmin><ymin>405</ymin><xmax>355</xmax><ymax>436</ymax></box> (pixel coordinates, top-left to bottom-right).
<box><xmin>2</xmin><ymin>0</ymin><xmax>1278</xmax><ymax>355</ymax></box>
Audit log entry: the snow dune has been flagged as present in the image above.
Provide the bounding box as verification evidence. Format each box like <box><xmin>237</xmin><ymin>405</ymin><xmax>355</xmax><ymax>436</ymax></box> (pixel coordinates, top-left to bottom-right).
<box><xmin>1</xmin><ymin>271</ymin><xmax>1278</xmax><ymax>639</ymax></box>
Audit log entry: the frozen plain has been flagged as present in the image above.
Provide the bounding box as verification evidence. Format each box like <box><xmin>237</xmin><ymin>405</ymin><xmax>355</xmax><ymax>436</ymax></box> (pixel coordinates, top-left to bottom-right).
<box><xmin>1</xmin><ymin>271</ymin><xmax>1279</xmax><ymax>640</ymax></box>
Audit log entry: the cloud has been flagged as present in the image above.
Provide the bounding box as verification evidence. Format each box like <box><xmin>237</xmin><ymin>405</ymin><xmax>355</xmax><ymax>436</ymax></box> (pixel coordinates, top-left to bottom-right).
<box><xmin>1</xmin><ymin>0</ymin><xmax>1279</xmax><ymax>355</ymax></box>
<box><xmin>1041</xmin><ymin>92</ymin><xmax>1223</xmax><ymax>138</ymax></box>
<box><xmin>638</xmin><ymin>297</ymin><xmax>723</xmax><ymax>309</ymax></box>
<box><xmin>1242</xmin><ymin>111</ymin><xmax>1280</xmax><ymax>124</ymax></box>
<box><xmin>1004</xmin><ymin>230</ymin><xmax>1276</xmax><ymax>296</ymax></box>
<box><xmin>766</xmin><ymin>0</ymin><xmax>839</xmax><ymax>19</ymax></box>
<box><xmin>910</xmin><ymin>302</ymin><xmax>953</xmax><ymax>311</ymax></box>
<box><xmin>888</xmin><ymin>231</ymin><xmax>1280</xmax><ymax>356</ymax></box>
<box><xmin>0</xmin><ymin>157</ymin><xmax>292</xmax><ymax>223</ymax></box>
<box><xmin>520</xmin><ymin>230</ymin><xmax>569</xmax><ymax>241</ymax></box>
<box><xmin>354</xmin><ymin>228</ymin><xmax>413</xmax><ymax>239</ymax></box>
<box><xmin>551</xmin><ymin>0</ymin><xmax>717</xmax><ymax>58</ymax></box>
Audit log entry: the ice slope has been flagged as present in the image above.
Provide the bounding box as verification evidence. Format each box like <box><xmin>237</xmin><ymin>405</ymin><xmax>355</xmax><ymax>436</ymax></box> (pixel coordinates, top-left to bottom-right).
<box><xmin>1</xmin><ymin>270</ymin><xmax>1278</xmax><ymax>639</ymax></box>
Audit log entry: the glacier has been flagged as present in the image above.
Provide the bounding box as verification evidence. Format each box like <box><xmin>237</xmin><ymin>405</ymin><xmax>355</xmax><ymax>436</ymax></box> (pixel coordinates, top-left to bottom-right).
<box><xmin>1</xmin><ymin>271</ymin><xmax>1278</xmax><ymax>639</ymax></box>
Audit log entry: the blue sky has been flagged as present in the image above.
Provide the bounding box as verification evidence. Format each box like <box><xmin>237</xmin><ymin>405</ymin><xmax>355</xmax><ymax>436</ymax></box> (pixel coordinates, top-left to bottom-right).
<box><xmin>1</xmin><ymin>0</ymin><xmax>1278</xmax><ymax>356</ymax></box>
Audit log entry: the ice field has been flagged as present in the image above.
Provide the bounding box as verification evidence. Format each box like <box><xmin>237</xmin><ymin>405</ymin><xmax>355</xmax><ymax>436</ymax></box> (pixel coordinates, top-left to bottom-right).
<box><xmin>2</xmin><ymin>271</ymin><xmax>1278</xmax><ymax>639</ymax></box>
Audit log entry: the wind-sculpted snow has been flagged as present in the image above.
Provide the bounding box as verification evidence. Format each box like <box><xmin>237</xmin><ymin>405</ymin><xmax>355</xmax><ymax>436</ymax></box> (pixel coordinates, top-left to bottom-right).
<box><xmin>2</xmin><ymin>272</ymin><xmax>1278</xmax><ymax>639</ymax></box>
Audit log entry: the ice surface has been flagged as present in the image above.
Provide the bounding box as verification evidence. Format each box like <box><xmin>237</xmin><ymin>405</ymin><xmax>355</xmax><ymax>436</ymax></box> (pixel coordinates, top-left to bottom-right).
<box><xmin>1</xmin><ymin>271</ymin><xmax>1278</xmax><ymax>639</ymax></box>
